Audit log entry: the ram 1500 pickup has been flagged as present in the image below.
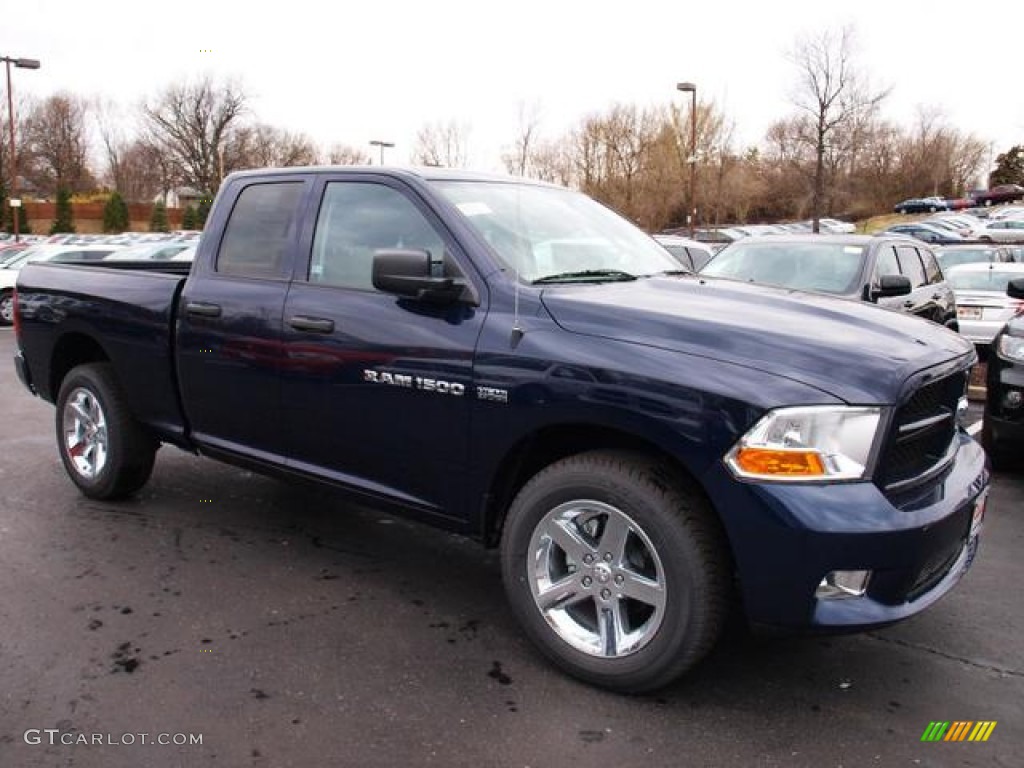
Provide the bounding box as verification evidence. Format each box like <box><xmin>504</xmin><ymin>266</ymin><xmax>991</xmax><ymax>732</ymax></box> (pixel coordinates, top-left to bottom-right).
<box><xmin>13</xmin><ymin>167</ymin><xmax>990</xmax><ymax>692</ymax></box>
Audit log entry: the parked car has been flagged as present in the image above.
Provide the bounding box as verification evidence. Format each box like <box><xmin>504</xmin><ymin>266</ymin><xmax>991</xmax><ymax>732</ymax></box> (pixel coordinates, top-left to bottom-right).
<box><xmin>0</xmin><ymin>244</ymin><xmax>124</xmax><ymax>325</ymax></box>
<box><xmin>818</xmin><ymin>218</ymin><xmax>856</xmax><ymax>234</ymax></box>
<box><xmin>893</xmin><ymin>197</ymin><xmax>950</xmax><ymax>214</ymax></box>
<box><xmin>652</xmin><ymin>234</ymin><xmax>714</xmax><ymax>272</ymax></box>
<box><xmin>14</xmin><ymin>167</ymin><xmax>988</xmax><ymax>693</ymax></box>
<box><xmin>971</xmin><ymin>184</ymin><xmax>1024</xmax><ymax>207</ymax></box>
<box><xmin>925</xmin><ymin>214</ymin><xmax>986</xmax><ymax>238</ymax></box>
<box><xmin>935</xmin><ymin>244</ymin><xmax>1016</xmax><ymax>270</ymax></box>
<box><xmin>692</xmin><ymin>227</ymin><xmax>745</xmax><ymax>247</ymax></box>
<box><xmin>699</xmin><ymin>234</ymin><xmax>958</xmax><ymax>329</ymax></box>
<box><xmin>883</xmin><ymin>222</ymin><xmax>968</xmax><ymax>245</ymax></box>
<box><xmin>944</xmin><ymin>263</ymin><xmax>1024</xmax><ymax>346</ymax></box>
<box><xmin>977</xmin><ymin>219</ymin><xmax>1024</xmax><ymax>244</ymax></box>
<box><xmin>982</xmin><ymin>277</ymin><xmax>1024</xmax><ymax>467</ymax></box>
<box><xmin>103</xmin><ymin>242</ymin><xmax>193</xmax><ymax>261</ymax></box>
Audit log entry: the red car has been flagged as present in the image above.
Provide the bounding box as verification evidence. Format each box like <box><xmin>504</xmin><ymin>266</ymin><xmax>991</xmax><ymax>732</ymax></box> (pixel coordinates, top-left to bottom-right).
<box><xmin>972</xmin><ymin>184</ymin><xmax>1024</xmax><ymax>206</ymax></box>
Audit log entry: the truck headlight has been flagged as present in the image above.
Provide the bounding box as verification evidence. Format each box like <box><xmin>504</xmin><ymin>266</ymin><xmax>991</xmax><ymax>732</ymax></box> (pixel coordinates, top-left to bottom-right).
<box><xmin>726</xmin><ymin>406</ymin><xmax>882</xmax><ymax>482</ymax></box>
<box><xmin>997</xmin><ymin>334</ymin><xmax>1024</xmax><ymax>363</ymax></box>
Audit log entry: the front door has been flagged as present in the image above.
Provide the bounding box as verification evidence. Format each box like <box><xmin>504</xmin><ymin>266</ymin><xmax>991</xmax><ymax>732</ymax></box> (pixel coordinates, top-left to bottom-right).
<box><xmin>280</xmin><ymin>176</ymin><xmax>486</xmax><ymax>520</ymax></box>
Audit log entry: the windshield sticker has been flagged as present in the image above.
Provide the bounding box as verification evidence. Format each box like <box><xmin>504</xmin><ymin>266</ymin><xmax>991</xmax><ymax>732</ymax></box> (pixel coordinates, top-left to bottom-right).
<box><xmin>844</xmin><ymin>247</ymin><xmax>863</xmax><ymax>254</ymax></box>
<box><xmin>456</xmin><ymin>202</ymin><xmax>492</xmax><ymax>217</ymax></box>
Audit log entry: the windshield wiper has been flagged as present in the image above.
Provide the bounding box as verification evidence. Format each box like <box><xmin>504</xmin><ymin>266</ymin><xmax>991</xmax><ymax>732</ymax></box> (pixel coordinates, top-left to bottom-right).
<box><xmin>532</xmin><ymin>269</ymin><xmax>638</xmax><ymax>284</ymax></box>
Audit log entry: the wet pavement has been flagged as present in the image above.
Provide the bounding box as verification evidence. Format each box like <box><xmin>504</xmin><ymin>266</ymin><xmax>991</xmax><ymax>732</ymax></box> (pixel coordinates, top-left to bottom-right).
<box><xmin>0</xmin><ymin>330</ymin><xmax>1021</xmax><ymax>767</ymax></box>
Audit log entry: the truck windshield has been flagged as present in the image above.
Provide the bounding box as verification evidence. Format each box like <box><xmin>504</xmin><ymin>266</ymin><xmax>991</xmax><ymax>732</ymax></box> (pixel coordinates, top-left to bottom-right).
<box><xmin>431</xmin><ymin>180</ymin><xmax>678</xmax><ymax>283</ymax></box>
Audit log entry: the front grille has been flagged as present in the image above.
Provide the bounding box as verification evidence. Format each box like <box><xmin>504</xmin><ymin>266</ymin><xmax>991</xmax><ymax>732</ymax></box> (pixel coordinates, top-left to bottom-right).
<box><xmin>876</xmin><ymin>371</ymin><xmax>967</xmax><ymax>493</ymax></box>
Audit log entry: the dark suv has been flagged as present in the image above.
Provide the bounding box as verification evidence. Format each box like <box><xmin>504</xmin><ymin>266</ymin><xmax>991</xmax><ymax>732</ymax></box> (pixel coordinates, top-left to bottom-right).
<box><xmin>700</xmin><ymin>234</ymin><xmax>959</xmax><ymax>330</ymax></box>
<box><xmin>983</xmin><ymin>277</ymin><xmax>1024</xmax><ymax>467</ymax></box>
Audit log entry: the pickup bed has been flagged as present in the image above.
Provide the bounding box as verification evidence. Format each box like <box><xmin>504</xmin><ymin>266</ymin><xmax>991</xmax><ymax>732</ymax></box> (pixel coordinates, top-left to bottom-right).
<box><xmin>13</xmin><ymin>167</ymin><xmax>990</xmax><ymax>692</ymax></box>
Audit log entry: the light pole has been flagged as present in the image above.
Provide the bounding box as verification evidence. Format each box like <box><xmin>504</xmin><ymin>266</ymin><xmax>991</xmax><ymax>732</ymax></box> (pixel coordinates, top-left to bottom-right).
<box><xmin>369</xmin><ymin>140</ymin><xmax>394</xmax><ymax>166</ymax></box>
<box><xmin>676</xmin><ymin>81</ymin><xmax>697</xmax><ymax>238</ymax></box>
<box><xmin>2</xmin><ymin>55</ymin><xmax>40</xmax><ymax>242</ymax></box>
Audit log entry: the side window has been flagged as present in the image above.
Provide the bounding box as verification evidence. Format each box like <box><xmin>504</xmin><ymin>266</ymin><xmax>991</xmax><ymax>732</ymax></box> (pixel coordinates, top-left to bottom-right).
<box><xmin>216</xmin><ymin>182</ymin><xmax>303</xmax><ymax>278</ymax></box>
<box><xmin>875</xmin><ymin>246</ymin><xmax>900</xmax><ymax>279</ymax></box>
<box><xmin>919</xmin><ymin>248</ymin><xmax>942</xmax><ymax>284</ymax></box>
<box><xmin>896</xmin><ymin>246</ymin><xmax>926</xmax><ymax>288</ymax></box>
<box><xmin>309</xmin><ymin>182</ymin><xmax>446</xmax><ymax>291</ymax></box>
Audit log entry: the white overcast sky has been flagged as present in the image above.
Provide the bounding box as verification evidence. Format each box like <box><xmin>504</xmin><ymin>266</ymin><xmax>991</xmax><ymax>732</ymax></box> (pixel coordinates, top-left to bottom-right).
<box><xmin>5</xmin><ymin>0</ymin><xmax>1024</xmax><ymax>173</ymax></box>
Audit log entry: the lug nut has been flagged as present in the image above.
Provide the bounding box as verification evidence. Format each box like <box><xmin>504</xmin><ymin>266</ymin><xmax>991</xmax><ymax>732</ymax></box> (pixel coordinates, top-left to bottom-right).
<box><xmin>603</xmin><ymin>552</ymin><xmax>613</xmax><ymax>562</ymax></box>
<box><xmin>614</xmin><ymin>574</ymin><xmax>624</xmax><ymax>585</ymax></box>
<box><xmin>582</xmin><ymin>576</ymin><xmax>592</xmax><ymax>587</ymax></box>
<box><xmin>600</xmin><ymin>588</ymin><xmax>611</xmax><ymax>600</ymax></box>
<box><xmin>583</xmin><ymin>554</ymin><xmax>595</xmax><ymax>565</ymax></box>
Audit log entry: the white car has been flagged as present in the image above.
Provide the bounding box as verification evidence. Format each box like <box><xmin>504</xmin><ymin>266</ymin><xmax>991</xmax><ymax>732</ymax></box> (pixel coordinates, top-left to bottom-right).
<box><xmin>0</xmin><ymin>244</ymin><xmax>125</xmax><ymax>325</ymax></box>
<box><xmin>946</xmin><ymin>262</ymin><xmax>1024</xmax><ymax>345</ymax></box>
<box><xmin>104</xmin><ymin>242</ymin><xmax>192</xmax><ymax>261</ymax></box>
<box><xmin>978</xmin><ymin>219</ymin><xmax>1024</xmax><ymax>243</ymax></box>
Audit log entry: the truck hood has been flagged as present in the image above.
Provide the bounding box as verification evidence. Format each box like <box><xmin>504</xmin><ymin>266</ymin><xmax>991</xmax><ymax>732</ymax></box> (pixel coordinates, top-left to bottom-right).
<box><xmin>540</xmin><ymin>276</ymin><xmax>974</xmax><ymax>404</ymax></box>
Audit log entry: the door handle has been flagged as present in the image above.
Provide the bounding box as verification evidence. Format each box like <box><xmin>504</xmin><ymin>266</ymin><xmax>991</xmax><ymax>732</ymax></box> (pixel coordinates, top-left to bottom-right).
<box><xmin>288</xmin><ymin>315</ymin><xmax>335</xmax><ymax>333</ymax></box>
<box><xmin>185</xmin><ymin>301</ymin><xmax>222</xmax><ymax>317</ymax></box>
<box><xmin>903</xmin><ymin>300</ymin><xmax>915</xmax><ymax>308</ymax></box>
<box><xmin>931</xmin><ymin>293</ymin><xmax>943</xmax><ymax>300</ymax></box>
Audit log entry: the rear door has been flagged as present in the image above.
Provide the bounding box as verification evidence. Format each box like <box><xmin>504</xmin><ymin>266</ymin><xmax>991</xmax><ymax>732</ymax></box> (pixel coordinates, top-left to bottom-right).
<box><xmin>177</xmin><ymin>175</ymin><xmax>311</xmax><ymax>461</ymax></box>
<box><xmin>279</xmin><ymin>174</ymin><xmax>487</xmax><ymax>519</ymax></box>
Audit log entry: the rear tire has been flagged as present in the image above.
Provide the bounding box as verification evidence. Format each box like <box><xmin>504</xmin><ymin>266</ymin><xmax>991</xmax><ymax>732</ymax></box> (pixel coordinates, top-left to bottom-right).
<box><xmin>500</xmin><ymin>450</ymin><xmax>730</xmax><ymax>693</ymax></box>
<box><xmin>0</xmin><ymin>290</ymin><xmax>13</xmax><ymax>326</ymax></box>
<box><xmin>55</xmin><ymin>363</ymin><xmax>158</xmax><ymax>499</ymax></box>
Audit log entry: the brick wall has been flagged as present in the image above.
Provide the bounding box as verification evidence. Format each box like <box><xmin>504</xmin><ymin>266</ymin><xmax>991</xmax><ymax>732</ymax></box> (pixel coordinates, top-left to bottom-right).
<box><xmin>23</xmin><ymin>201</ymin><xmax>185</xmax><ymax>235</ymax></box>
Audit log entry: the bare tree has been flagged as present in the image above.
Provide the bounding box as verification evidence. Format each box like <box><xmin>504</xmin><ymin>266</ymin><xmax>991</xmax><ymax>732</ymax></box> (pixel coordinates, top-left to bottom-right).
<box><xmin>23</xmin><ymin>92</ymin><xmax>94</xmax><ymax>194</ymax></box>
<box><xmin>142</xmin><ymin>76</ymin><xmax>246</xmax><ymax>193</ymax></box>
<box><xmin>411</xmin><ymin>120</ymin><xmax>470</xmax><ymax>167</ymax></box>
<box><xmin>788</xmin><ymin>25</ymin><xmax>888</xmax><ymax>231</ymax></box>
<box><xmin>325</xmin><ymin>143</ymin><xmax>371</xmax><ymax>165</ymax></box>
<box><xmin>502</xmin><ymin>101</ymin><xmax>542</xmax><ymax>177</ymax></box>
<box><xmin>227</xmin><ymin>123</ymin><xmax>319</xmax><ymax>170</ymax></box>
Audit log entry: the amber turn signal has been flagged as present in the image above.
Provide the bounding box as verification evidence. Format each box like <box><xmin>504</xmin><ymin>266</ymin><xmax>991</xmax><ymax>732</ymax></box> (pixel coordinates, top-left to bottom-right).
<box><xmin>733</xmin><ymin>447</ymin><xmax>826</xmax><ymax>477</ymax></box>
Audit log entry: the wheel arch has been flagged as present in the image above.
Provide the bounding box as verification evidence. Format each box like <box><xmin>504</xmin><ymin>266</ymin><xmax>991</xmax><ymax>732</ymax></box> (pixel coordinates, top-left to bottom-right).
<box><xmin>481</xmin><ymin>423</ymin><xmax>724</xmax><ymax>551</ymax></box>
<box><xmin>48</xmin><ymin>333</ymin><xmax>111</xmax><ymax>402</ymax></box>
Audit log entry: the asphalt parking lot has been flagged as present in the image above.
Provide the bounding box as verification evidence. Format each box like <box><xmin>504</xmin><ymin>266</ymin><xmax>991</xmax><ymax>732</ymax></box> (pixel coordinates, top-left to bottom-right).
<box><xmin>0</xmin><ymin>329</ymin><xmax>1020</xmax><ymax>768</ymax></box>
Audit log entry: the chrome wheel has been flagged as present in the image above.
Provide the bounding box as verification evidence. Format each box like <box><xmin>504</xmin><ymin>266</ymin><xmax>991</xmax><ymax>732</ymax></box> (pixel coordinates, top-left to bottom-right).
<box><xmin>0</xmin><ymin>293</ymin><xmax>12</xmax><ymax>325</ymax></box>
<box><xmin>528</xmin><ymin>499</ymin><xmax>666</xmax><ymax>658</ymax></box>
<box><xmin>62</xmin><ymin>387</ymin><xmax>109</xmax><ymax>479</ymax></box>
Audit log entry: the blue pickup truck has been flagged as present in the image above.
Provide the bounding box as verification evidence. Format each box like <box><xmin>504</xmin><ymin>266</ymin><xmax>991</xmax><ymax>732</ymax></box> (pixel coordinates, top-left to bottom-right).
<box><xmin>13</xmin><ymin>167</ymin><xmax>989</xmax><ymax>692</ymax></box>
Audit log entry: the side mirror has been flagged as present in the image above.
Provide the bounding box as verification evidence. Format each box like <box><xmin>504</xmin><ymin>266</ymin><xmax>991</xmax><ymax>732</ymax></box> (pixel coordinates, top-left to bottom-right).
<box><xmin>871</xmin><ymin>274</ymin><xmax>912</xmax><ymax>300</ymax></box>
<box><xmin>1008</xmin><ymin>277</ymin><xmax>1024</xmax><ymax>300</ymax></box>
<box><xmin>372</xmin><ymin>249</ymin><xmax>475</xmax><ymax>305</ymax></box>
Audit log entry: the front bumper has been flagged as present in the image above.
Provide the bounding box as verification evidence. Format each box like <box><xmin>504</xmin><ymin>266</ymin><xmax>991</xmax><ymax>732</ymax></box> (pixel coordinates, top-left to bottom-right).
<box><xmin>704</xmin><ymin>432</ymin><xmax>989</xmax><ymax>630</ymax></box>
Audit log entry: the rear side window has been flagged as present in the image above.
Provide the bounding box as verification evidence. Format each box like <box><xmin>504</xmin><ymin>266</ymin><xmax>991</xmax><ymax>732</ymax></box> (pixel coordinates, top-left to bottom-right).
<box><xmin>896</xmin><ymin>246</ymin><xmax>926</xmax><ymax>287</ymax></box>
<box><xmin>216</xmin><ymin>182</ymin><xmax>303</xmax><ymax>278</ymax></box>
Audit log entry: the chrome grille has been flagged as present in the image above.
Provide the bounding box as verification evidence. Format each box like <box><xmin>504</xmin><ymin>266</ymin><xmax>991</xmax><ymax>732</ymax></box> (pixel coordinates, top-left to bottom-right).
<box><xmin>876</xmin><ymin>371</ymin><xmax>967</xmax><ymax>493</ymax></box>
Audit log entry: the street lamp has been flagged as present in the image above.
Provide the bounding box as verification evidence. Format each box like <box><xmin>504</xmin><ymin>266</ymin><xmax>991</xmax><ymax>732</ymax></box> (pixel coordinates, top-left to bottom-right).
<box><xmin>369</xmin><ymin>139</ymin><xmax>394</xmax><ymax>166</ymax></box>
<box><xmin>676</xmin><ymin>81</ymin><xmax>697</xmax><ymax>238</ymax></box>
<box><xmin>2</xmin><ymin>55</ymin><xmax>40</xmax><ymax>242</ymax></box>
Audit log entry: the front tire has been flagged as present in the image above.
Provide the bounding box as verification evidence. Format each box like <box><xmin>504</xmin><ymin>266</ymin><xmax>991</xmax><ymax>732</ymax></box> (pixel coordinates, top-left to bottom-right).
<box><xmin>500</xmin><ymin>450</ymin><xmax>730</xmax><ymax>692</ymax></box>
<box><xmin>55</xmin><ymin>363</ymin><xmax>158</xmax><ymax>499</ymax></box>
